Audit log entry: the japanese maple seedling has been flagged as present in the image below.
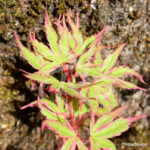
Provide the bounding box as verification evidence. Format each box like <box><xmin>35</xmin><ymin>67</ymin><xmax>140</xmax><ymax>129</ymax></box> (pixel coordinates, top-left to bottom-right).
<box><xmin>15</xmin><ymin>11</ymin><xmax>146</xmax><ymax>150</ymax></box>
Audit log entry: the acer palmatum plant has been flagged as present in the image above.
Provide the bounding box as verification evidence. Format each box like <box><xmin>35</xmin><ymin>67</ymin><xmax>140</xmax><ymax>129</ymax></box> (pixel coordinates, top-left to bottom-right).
<box><xmin>15</xmin><ymin>11</ymin><xmax>146</xmax><ymax>150</ymax></box>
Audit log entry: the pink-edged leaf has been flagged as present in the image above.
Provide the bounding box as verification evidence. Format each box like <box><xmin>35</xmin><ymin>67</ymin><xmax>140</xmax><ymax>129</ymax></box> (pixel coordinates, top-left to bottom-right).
<box><xmin>62</xmin><ymin>15</ymin><xmax>76</xmax><ymax>49</ymax></box>
<box><xmin>58</xmin><ymin>30</ymin><xmax>70</xmax><ymax>59</ymax></box>
<box><xmin>38</xmin><ymin>61</ymin><xmax>60</xmax><ymax>74</ymax></box>
<box><xmin>45</xmin><ymin>11</ymin><xmax>60</xmax><ymax>57</ymax></box>
<box><xmin>37</xmin><ymin>97</ymin><xmax>66</xmax><ymax>122</ymax></box>
<box><xmin>21</xmin><ymin>101</ymin><xmax>37</xmax><ymax>110</ymax></box>
<box><xmin>60</xmin><ymin>82</ymin><xmax>79</xmax><ymax>97</ymax></box>
<box><xmin>89</xmin><ymin>85</ymin><xmax>117</xmax><ymax>112</ymax></box>
<box><xmin>77</xmin><ymin>64</ymin><xmax>100</xmax><ymax>77</ymax></box>
<box><xmin>109</xmin><ymin>66</ymin><xmax>145</xmax><ymax>83</ymax></box>
<box><xmin>31</xmin><ymin>37</ymin><xmax>58</xmax><ymax>62</ymax></box>
<box><xmin>67</xmin><ymin>11</ymin><xmax>83</xmax><ymax>53</ymax></box>
<box><xmin>24</xmin><ymin>71</ymin><xmax>59</xmax><ymax>85</ymax></box>
<box><xmin>94</xmin><ymin>52</ymin><xmax>103</xmax><ymax>65</ymax></box>
<box><xmin>15</xmin><ymin>33</ymin><xmax>41</xmax><ymax>70</ymax></box>
<box><xmin>127</xmin><ymin>115</ymin><xmax>146</xmax><ymax>125</ymax></box>
<box><xmin>94</xmin><ymin>117</ymin><xmax>129</xmax><ymax>138</ymax></box>
<box><xmin>76</xmin><ymin>137</ymin><xmax>88</xmax><ymax>150</ymax></box>
<box><xmin>40</xmin><ymin>98</ymin><xmax>60</xmax><ymax>113</ymax></box>
<box><xmin>101</xmin><ymin>43</ymin><xmax>126</xmax><ymax>73</ymax></box>
<box><xmin>91</xmin><ymin>114</ymin><xmax>114</xmax><ymax>135</ymax></box>
<box><xmin>91</xmin><ymin>137</ymin><xmax>116</xmax><ymax>150</ymax></box>
<box><xmin>77</xmin><ymin>45</ymin><xmax>104</xmax><ymax>66</ymax></box>
<box><xmin>56</xmin><ymin>95</ymin><xmax>65</xmax><ymax>112</ymax></box>
<box><xmin>114</xmin><ymin>78</ymin><xmax>146</xmax><ymax>91</ymax></box>
<box><xmin>41</xmin><ymin>119</ymin><xmax>76</xmax><ymax>138</ymax></box>
<box><xmin>39</xmin><ymin>103</ymin><xmax>61</xmax><ymax>121</ymax></box>
<box><xmin>29</xmin><ymin>31</ymin><xmax>46</xmax><ymax>66</ymax></box>
<box><xmin>78</xmin><ymin>35</ymin><xmax>96</xmax><ymax>54</ymax></box>
<box><xmin>90</xmin><ymin>137</ymin><xmax>100</xmax><ymax>150</ymax></box>
<box><xmin>61</xmin><ymin>138</ymin><xmax>75</xmax><ymax>150</ymax></box>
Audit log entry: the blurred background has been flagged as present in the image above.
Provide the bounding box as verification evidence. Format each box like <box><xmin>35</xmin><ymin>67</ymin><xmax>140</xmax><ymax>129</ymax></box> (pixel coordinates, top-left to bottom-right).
<box><xmin>0</xmin><ymin>0</ymin><xmax>150</xmax><ymax>149</ymax></box>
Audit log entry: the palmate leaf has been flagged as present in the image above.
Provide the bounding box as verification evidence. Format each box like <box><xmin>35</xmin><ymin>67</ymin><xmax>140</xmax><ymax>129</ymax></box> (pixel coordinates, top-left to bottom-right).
<box><xmin>40</xmin><ymin>98</ymin><xmax>60</xmax><ymax>113</ymax></box>
<box><xmin>38</xmin><ymin>61</ymin><xmax>60</xmax><ymax>74</ymax></box>
<box><xmin>56</xmin><ymin>15</ymin><xmax>76</xmax><ymax>50</ymax></box>
<box><xmin>78</xmin><ymin>35</ymin><xmax>96</xmax><ymax>54</ymax></box>
<box><xmin>56</xmin><ymin>95</ymin><xmax>65</xmax><ymax>113</ymax></box>
<box><xmin>109</xmin><ymin>66</ymin><xmax>145</xmax><ymax>83</ymax></box>
<box><xmin>88</xmin><ymin>85</ymin><xmax>118</xmax><ymax>112</ymax></box>
<box><xmin>114</xmin><ymin>78</ymin><xmax>145</xmax><ymax>90</ymax></box>
<box><xmin>58</xmin><ymin>31</ymin><xmax>70</xmax><ymax>59</ymax></box>
<box><xmin>38</xmin><ymin>98</ymin><xmax>66</xmax><ymax>123</ymax></box>
<box><xmin>61</xmin><ymin>137</ymin><xmax>88</xmax><ymax>150</ymax></box>
<box><xmin>94</xmin><ymin>52</ymin><xmax>103</xmax><ymax>65</ymax></box>
<box><xmin>72</xmin><ymin>98</ymin><xmax>89</xmax><ymax>117</ymax></box>
<box><xmin>67</xmin><ymin>12</ymin><xmax>83</xmax><ymax>53</ymax></box>
<box><xmin>15</xmin><ymin>33</ymin><xmax>41</xmax><ymax>70</ymax></box>
<box><xmin>31</xmin><ymin>38</ymin><xmax>59</xmax><ymax>62</ymax></box>
<box><xmin>91</xmin><ymin>114</ymin><xmax>114</xmax><ymax>135</ymax></box>
<box><xmin>42</xmin><ymin>119</ymin><xmax>76</xmax><ymax>138</ymax></box>
<box><xmin>91</xmin><ymin>137</ymin><xmax>116</xmax><ymax>150</ymax></box>
<box><xmin>39</xmin><ymin>102</ymin><xmax>62</xmax><ymax>121</ymax></box>
<box><xmin>60</xmin><ymin>82</ymin><xmax>79</xmax><ymax>97</ymax></box>
<box><xmin>101</xmin><ymin>43</ymin><xmax>126</xmax><ymax>73</ymax></box>
<box><xmin>61</xmin><ymin>138</ymin><xmax>75</xmax><ymax>150</ymax></box>
<box><xmin>93</xmin><ymin>118</ymin><xmax>129</xmax><ymax>138</ymax></box>
<box><xmin>77</xmin><ymin>45</ymin><xmax>103</xmax><ymax>66</ymax></box>
<box><xmin>77</xmin><ymin>64</ymin><xmax>100</xmax><ymax>77</ymax></box>
<box><xmin>24</xmin><ymin>71</ymin><xmax>59</xmax><ymax>85</ymax></box>
<box><xmin>76</xmin><ymin>137</ymin><xmax>88</xmax><ymax>150</ymax></box>
<box><xmin>45</xmin><ymin>11</ymin><xmax>60</xmax><ymax>57</ymax></box>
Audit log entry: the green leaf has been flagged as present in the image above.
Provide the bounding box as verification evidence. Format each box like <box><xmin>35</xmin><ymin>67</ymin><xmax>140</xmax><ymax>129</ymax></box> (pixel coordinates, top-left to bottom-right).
<box><xmin>89</xmin><ymin>99</ymin><xmax>99</xmax><ymax>114</ymax></box>
<box><xmin>32</xmin><ymin>39</ymin><xmax>58</xmax><ymax>61</ymax></box>
<box><xmin>91</xmin><ymin>138</ymin><xmax>100</xmax><ymax>150</ymax></box>
<box><xmin>67</xmin><ymin>12</ymin><xmax>83</xmax><ymax>52</ymax></box>
<box><xmin>78</xmin><ymin>35</ymin><xmax>96</xmax><ymax>54</ymax></box>
<box><xmin>91</xmin><ymin>114</ymin><xmax>114</xmax><ymax>135</ymax></box>
<box><xmin>74</xmin><ymin>103</ymin><xmax>89</xmax><ymax>117</ymax></box>
<box><xmin>56</xmin><ymin>95</ymin><xmax>65</xmax><ymax>112</ymax></box>
<box><xmin>40</xmin><ymin>98</ymin><xmax>59</xmax><ymax>113</ymax></box>
<box><xmin>61</xmin><ymin>138</ymin><xmax>74</xmax><ymax>150</ymax></box>
<box><xmin>76</xmin><ymin>137</ymin><xmax>88</xmax><ymax>150</ymax></box>
<box><xmin>38</xmin><ymin>99</ymin><xmax>65</xmax><ymax>123</ymax></box>
<box><xmin>38</xmin><ymin>61</ymin><xmax>60</xmax><ymax>73</ymax></box>
<box><xmin>34</xmin><ymin>50</ymin><xmax>46</xmax><ymax>66</ymax></box>
<box><xmin>42</xmin><ymin>120</ymin><xmax>76</xmax><ymax>138</ymax></box>
<box><xmin>94</xmin><ymin>118</ymin><xmax>129</xmax><ymax>138</ymax></box>
<box><xmin>39</xmin><ymin>103</ymin><xmax>60</xmax><ymax>121</ymax></box>
<box><xmin>94</xmin><ymin>52</ymin><xmax>103</xmax><ymax>65</ymax></box>
<box><xmin>24</xmin><ymin>72</ymin><xmax>59</xmax><ymax>85</ymax></box>
<box><xmin>67</xmin><ymin>31</ymin><xmax>76</xmax><ymax>49</ymax></box>
<box><xmin>77</xmin><ymin>64</ymin><xmax>100</xmax><ymax>77</ymax></box>
<box><xmin>59</xmin><ymin>32</ymin><xmax>70</xmax><ymax>59</ymax></box>
<box><xmin>77</xmin><ymin>46</ymin><xmax>101</xmax><ymax>66</ymax></box>
<box><xmin>92</xmin><ymin>137</ymin><xmax>116</xmax><ymax>150</ymax></box>
<box><xmin>110</xmin><ymin>66</ymin><xmax>145</xmax><ymax>83</ymax></box>
<box><xmin>15</xmin><ymin>33</ymin><xmax>41</xmax><ymax>70</ymax></box>
<box><xmin>60</xmin><ymin>82</ymin><xmax>79</xmax><ymax>97</ymax></box>
<box><xmin>89</xmin><ymin>86</ymin><xmax>117</xmax><ymax>111</ymax></box>
<box><xmin>101</xmin><ymin>44</ymin><xmax>126</xmax><ymax>73</ymax></box>
<box><xmin>114</xmin><ymin>78</ymin><xmax>138</xmax><ymax>89</ymax></box>
<box><xmin>98</xmin><ymin>86</ymin><xmax>118</xmax><ymax>109</ymax></box>
<box><xmin>45</xmin><ymin>12</ymin><xmax>60</xmax><ymax>57</ymax></box>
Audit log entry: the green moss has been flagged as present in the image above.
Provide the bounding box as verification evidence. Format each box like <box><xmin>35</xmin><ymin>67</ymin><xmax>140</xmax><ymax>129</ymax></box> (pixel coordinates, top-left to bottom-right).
<box><xmin>0</xmin><ymin>87</ymin><xmax>15</xmax><ymax>101</ymax></box>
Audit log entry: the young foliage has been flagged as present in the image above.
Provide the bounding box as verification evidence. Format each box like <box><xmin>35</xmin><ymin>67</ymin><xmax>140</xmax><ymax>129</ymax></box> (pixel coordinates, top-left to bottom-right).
<box><xmin>16</xmin><ymin>10</ymin><xmax>146</xmax><ymax>150</ymax></box>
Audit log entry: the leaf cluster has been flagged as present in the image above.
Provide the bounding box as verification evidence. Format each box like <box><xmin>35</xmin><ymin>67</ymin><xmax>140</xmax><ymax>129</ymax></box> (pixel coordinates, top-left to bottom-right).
<box><xmin>15</xmin><ymin>11</ymin><xmax>146</xmax><ymax>150</ymax></box>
